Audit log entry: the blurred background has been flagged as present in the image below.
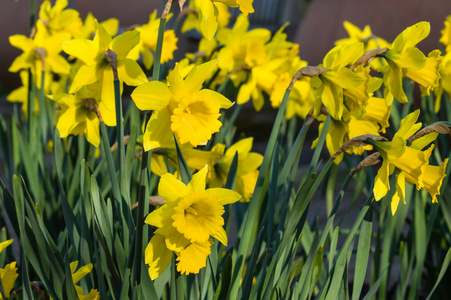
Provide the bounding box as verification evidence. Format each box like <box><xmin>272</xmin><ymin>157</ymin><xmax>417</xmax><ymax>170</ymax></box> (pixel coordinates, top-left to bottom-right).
<box><xmin>1</xmin><ymin>0</ymin><xmax>450</xmax><ymax>96</ymax></box>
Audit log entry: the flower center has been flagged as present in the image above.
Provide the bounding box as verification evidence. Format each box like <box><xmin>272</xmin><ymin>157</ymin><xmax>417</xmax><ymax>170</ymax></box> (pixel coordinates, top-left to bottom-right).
<box><xmin>185</xmin><ymin>206</ymin><xmax>198</xmax><ymax>216</ymax></box>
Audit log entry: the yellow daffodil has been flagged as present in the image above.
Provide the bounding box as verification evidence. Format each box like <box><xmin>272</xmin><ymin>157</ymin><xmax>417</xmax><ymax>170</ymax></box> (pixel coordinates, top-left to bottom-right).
<box><xmin>62</xmin><ymin>23</ymin><xmax>147</xmax><ymax>125</ymax></box>
<box><xmin>49</xmin><ymin>89</ymin><xmax>103</xmax><ymax>147</ymax></box>
<box><xmin>185</xmin><ymin>137</ymin><xmax>263</xmax><ymax>201</ymax></box>
<box><xmin>131</xmin><ymin>59</ymin><xmax>233</xmax><ymax>150</ymax></box>
<box><xmin>381</xmin><ymin>22</ymin><xmax>441</xmax><ymax>104</ymax></box>
<box><xmin>187</xmin><ymin>0</ymin><xmax>253</xmax><ymax>40</ymax></box>
<box><xmin>130</xmin><ymin>11</ymin><xmax>178</xmax><ymax>69</ymax></box>
<box><xmin>49</xmin><ymin>261</ymin><xmax>99</xmax><ymax>300</ymax></box>
<box><xmin>404</xmin><ymin>49</ymin><xmax>443</xmax><ymax>97</ymax></box>
<box><xmin>440</xmin><ymin>15</ymin><xmax>451</xmax><ymax>53</ymax></box>
<box><xmin>70</xmin><ymin>261</ymin><xmax>99</xmax><ymax>300</ymax></box>
<box><xmin>181</xmin><ymin>0</ymin><xmax>231</xmax><ymax>39</ymax></box>
<box><xmin>0</xmin><ymin>240</ymin><xmax>19</xmax><ymax>299</ymax></box>
<box><xmin>310</xmin><ymin>42</ymin><xmax>366</xmax><ymax>120</ymax></box>
<box><xmin>217</xmin><ymin>14</ymin><xmax>271</xmax><ymax>73</ymax></box>
<box><xmin>78</xmin><ymin>13</ymin><xmax>119</xmax><ymax>39</ymax></box>
<box><xmin>39</xmin><ymin>0</ymin><xmax>83</xmax><ymax>38</ymax></box>
<box><xmin>435</xmin><ymin>51</ymin><xmax>451</xmax><ymax>111</ymax></box>
<box><xmin>9</xmin><ymin>20</ymin><xmax>71</xmax><ymax>87</ymax></box>
<box><xmin>234</xmin><ymin>22</ymin><xmax>301</xmax><ymax>111</ymax></box>
<box><xmin>144</xmin><ymin>166</ymin><xmax>241</xmax><ymax>279</ymax></box>
<box><xmin>370</xmin><ymin>110</ymin><xmax>445</xmax><ymax>214</ymax></box>
<box><xmin>335</xmin><ymin>21</ymin><xmax>389</xmax><ymax>71</ymax></box>
<box><xmin>372</xmin><ymin>110</ymin><xmax>422</xmax><ymax>202</ymax></box>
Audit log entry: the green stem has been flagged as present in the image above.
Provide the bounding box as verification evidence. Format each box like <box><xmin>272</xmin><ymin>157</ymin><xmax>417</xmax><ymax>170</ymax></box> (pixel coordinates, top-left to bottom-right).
<box><xmin>229</xmin><ymin>85</ymin><xmax>292</xmax><ymax>298</ymax></box>
<box><xmin>132</xmin><ymin>13</ymin><xmax>168</xmax><ymax>286</ymax></box>
<box><xmin>152</xmin><ymin>18</ymin><xmax>167</xmax><ymax>81</ymax></box>
<box><xmin>99</xmin><ymin>121</ymin><xmax>121</xmax><ymax>204</ymax></box>
<box><xmin>113</xmin><ymin>79</ymin><xmax>127</xmax><ymax>201</ymax></box>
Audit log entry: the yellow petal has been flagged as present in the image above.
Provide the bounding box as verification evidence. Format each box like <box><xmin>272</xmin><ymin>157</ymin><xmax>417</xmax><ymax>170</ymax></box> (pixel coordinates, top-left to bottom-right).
<box><xmin>145</xmin><ymin>234</ymin><xmax>173</xmax><ymax>280</ymax></box>
<box><xmin>198</xmin><ymin>89</ymin><xmax>233</xmax><ymax>109</ymax></box>
<box><xmin>110</xmin><ymin>30</ymin><xmax>141</xmax><ymax>60</ymax></box>
<box><xmin>143</xmin><ymin>108</ymin><xmax>174</xmax><ymax>150</ymax></box>
<box><xmin>206</xmin><ymin>188</ymin><xmax>241</xmax><ymax>205</ymax></box>
<box><xmin>159</xmin><ymin>172</ymin><xmax>188</xmax><ymax>202</ymax></box>
<box><xmin>189</xmin><ymin>165</ymin><xmax>208</xmax><ymax>193</ymax></box>
<box><xmin>131</xmin><ymin>81</ymin><xmax>170</xmax><ymax>111</ymax></box>
<box><xmin>62</xmin><ymin>39</ymin><xmax>97</xmax><ymax>65</ymax></box>
<box><xmin>0</xmin><ymin>262</ymin><xmax>19</xmax><ymax>297</ymax></box>
<box><xmin>117</xmin><ymin>59</ymin><xmax>147</xmax><ymax>86</ymax></box>
<box><xmin>69</xmin><ymin>65</ymin><xmax>98</xmax><ymax>93</ymax></box>
<box><xmin>0</xmin><ymin>239</ymin><xmax>13</xmax><ymax>254</ymax></box>
<box><xmin>212</xmin><ymin>227</ymin><xmax>228</xmax><ymax>246</ymax></box>
<box><xmin>71</xmin><ymin>262</ymin><xmax>93</xmax><ymax>284</ymax></box>
<box><xmin>176</xmin><ymin>240</ymin><xmax>212</xmax><ymax>275</ymax></box>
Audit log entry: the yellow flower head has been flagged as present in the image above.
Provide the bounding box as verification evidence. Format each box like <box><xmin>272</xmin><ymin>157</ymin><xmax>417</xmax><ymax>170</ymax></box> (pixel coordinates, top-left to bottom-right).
<box><xmin>335</xmin><ymin>21</ymin><xmax>389</xmax><ymax>71</ymax></box>
<box><xmin>381</xmin><ymin>22</ymin><xmax>440</xmax><ymax>104</ymax></box>
<box><xmin>62</xmin><ymin>23</ymin><xmax>147</xmax><ymax>125</ymax></box>
<box><xmin>131</xmin><ymin>59</ymin><xmax>233</xmax><ymax>150</ymax></box>
<box><xmin>39</xmin><ymin>0</ymin><xmax>83</xmax><ymax>38</ymax></box>
<box><xmin>78</xmin><ymin>13</ymin><xmax>119</xmax><ymax>40</ymax></box>
<box><xmin>144</xmin><ymin>166</ymin><xmax>241</xmax><ymax>279</ymax></box>
<box><xmin>130</xmin><ymin>11</ymin><xmax>178</xmax><ymax>69</ymax></box>
<box><xmin>440</xmin><ymin>15</ymin><xmax>451</xmax><ymax>53</ymax></box>
<box><xmin>9</xmin><ymin>20</ymin><xmax>71</xmax><ymax>87</ymax></box>
<box><xmin>181</xmin><ymin>0</ymin><xmax>231</xmax><ymax>40</ymax></box>
<box><xmin>185</xmin><ymin>0</ymin><xmax>253</xmax><ymax>40</ymax></box>
<box><xmin>371</xmin><ymin>110</ymin><xmax>445</xmax><ymax>214</ymax></box>
<box><xmin>49</xmin><ymin>88</ymin><xmax>103</xmax><ymax>147</ymax></box>
<box><xmin>311</xmin><ymin>42</ymin><xmax>366</xmax><ymax>120</ymax></box>
<box><xmin>185</xmin><ymin>137</ymin><xmax>263</xmax><ymax>201</ymax></box>
<box><xmin>49</xmin><ymin>261</ymin><xmax>99</xmax><ymax>300</ymax></box>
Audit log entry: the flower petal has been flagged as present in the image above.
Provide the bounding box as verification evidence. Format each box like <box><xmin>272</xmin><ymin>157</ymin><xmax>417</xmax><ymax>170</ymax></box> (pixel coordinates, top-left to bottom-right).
<box><xmin>159</xmin><ymin>172</ymin><xmax>187</xmax><ymax>203</ymax></box>
<box><xmin>206</xmin><ymin>188</ymin><xmax>241</xmax><ymax>205</ymax></box>
<box><xmin>131</xmin><ymin>81</ymin><xmax>171</xmax><ymax>111</ymax></box>
<box><xmin>143</xmin><ymin>108</ymin><xmax>174</xmax><ymax>150</ymax></box>
<box><xmin>145</xmin><ymin>234</ymin><xmax>173</xmax><ymax>280</ymax></box>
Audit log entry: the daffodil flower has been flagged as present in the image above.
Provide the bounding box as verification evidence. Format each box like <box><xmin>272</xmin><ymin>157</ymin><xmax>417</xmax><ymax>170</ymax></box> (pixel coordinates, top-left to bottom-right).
<box><xmin>39</xmin><ymin>0</ymin><xmax>83</xmax><ymax>38</ymax></box>
<box><xmin>129</xmin><ymin>11</ymin><xmax>178</xmax><ymax>70</ymax></box>
<box><xmin>181</xmin><ymin>0</ymin><xmax>231</xmax><ymax>37</ymax></box>
<box><xmin>382</xmin><ymin>22</ymin><xmax>441</xmax><ymax>104</ymax></box>
<box><xmin>439</xmin><ymin>15</ymin><xmax>451</xmax><ymax>53</ymax></box>
<box><xmin>62</xmin><ymin>23</ymin><xmax>147</xmax><ymax>125</ymax></box>
<box><xmin>49</xmin><ymin>261</ymin><xmax>99</xmax><ymax>300</ymax></box>
<box><xmin>189</xmin><ymin>0</ymin><xmax>253</xmax><ymax>40</ymax></box>
<box><xmin>335</xmin><ymin>21</ymin><xmax>390</xmax><ymax>71</ymax></box>
<box><xmin>144</xmin><ymin>166</ymin><xmax>241</xmax><ymax>278</ymax></box>
<box><xmin>0</xmin><ymin>240</ymin><xmax>19</xmax><ymax>299</ymax></box>
<box><xmin>371</xmin><ymin>110</ymin><xmax>446</xmax><ymax>214</ymax></box>
<box><xmin>310</xmin><ymin>42</ymin><xmax>366</xmax><ymax>120</ymax></box>
<box><xmin>49</xmin><ymin>89</ymin><xmax>104</xmax><ymax>147</ymax></box>
<box><xmin>131</xmin><ymin>59</ymin><xmax>233</xmax><ymax>150</ymax></box>
<box><xmin>9</xmin><ymin>20</ymin><xmax>71</xmax><ymax>87</ymax></box>
<box><xmin>185</xmin><ymin>137</ymin><xmax>263</xmax><ymax>201</ymax></box>
<box><xmin>78</xmin><ymin>13</ymin><xmax>119</xmax><ymax>39</ymax></box>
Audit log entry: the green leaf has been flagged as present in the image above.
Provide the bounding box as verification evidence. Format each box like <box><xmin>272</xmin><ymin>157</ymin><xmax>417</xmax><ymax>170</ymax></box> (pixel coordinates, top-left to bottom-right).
<box><xmin>362</xmin><ymin>265</ymin><xmax>389</xmax><ymax>300</ymax></box>
<box><xmin>352</xmin><ymin>205</ymin><xmax>373</xmax><ymax>300</ymax></box>
<box><xmin>426</xmin><ymin>247</ymin><xmax>451</xmax><ymax>300</ymax></box>
<box><xmin>53</xmin><ymin>129</ymin><xmax>81</xmax><ymax>256</ymax></box>
<box><xmin>213</xmin><ymin>254</ymin><xmax>233</xmax><ymax>300</ymax></box>
<box><xmin>174</xmin><ymin>134</ymin><xmax>192</xmax><ymax>184</ymax></box>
